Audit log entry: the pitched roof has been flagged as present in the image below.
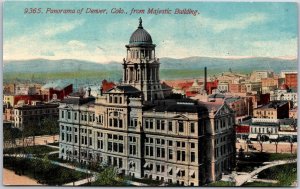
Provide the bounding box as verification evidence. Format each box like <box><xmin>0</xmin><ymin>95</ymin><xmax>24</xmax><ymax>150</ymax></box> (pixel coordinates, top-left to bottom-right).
<box><xmin>61</xmin><ymin>96</ymin><xmax>95</xmax><ymax>105</ymax></box>
<box><xmin>106</xmin><ymin>85</ymin><xmax>141</xmax><ymax>94</ymax></box>
<box><xmin>42</xmin><ymin>81</ymin><xmax>71</xmax><ymax>90</ymax></box>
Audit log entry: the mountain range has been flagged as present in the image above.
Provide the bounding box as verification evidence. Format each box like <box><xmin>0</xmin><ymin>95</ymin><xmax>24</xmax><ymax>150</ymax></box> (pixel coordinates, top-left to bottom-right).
<box><xmin>3</xmin><ymin>57</ymin><xmax>297</xmax><ymax>78</ymax></box>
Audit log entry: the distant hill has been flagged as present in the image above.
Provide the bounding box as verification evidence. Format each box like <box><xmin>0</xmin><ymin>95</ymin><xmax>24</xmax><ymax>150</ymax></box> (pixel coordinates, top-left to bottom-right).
<box><xmin>159</xmin><ymin>57</ymin><xmax>297</xmax><ymax>73</ymax></box>
<box><xmin>3</xmin><ymin>59</ymin><xmax>121</xmax><ymax>73</ymax></box>
<box><xmin>4</xmin><ymin>57</ymin><xmax>297</xmax><ymax>74</ymax></box>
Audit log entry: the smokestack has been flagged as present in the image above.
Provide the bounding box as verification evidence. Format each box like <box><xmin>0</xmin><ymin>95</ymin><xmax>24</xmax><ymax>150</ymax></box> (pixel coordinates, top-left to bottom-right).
<box><xmin>204</xmin><ymin>67</ymin><xmax>207</xmax><ymax>92</ymax></box>
<box><xmin>88</xmin><ymin>87</ymin><xmax>91</xmax><ymax>97</ymax></box>
<box><xmin>100</xmin><ymin>87</ymin><xmax>103</xmax><ymax>96</ymax></box>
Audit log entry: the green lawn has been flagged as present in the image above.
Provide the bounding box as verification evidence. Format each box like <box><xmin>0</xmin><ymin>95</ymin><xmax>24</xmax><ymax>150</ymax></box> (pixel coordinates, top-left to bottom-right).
<box><xmin>47</xmin><ymin>142</ymin><xmax>59</xmax><ymax>146</ymax></box>
<box><xmin>242</xmin><ymin>181</ymin><xmax>278</xmax><ymax>187</ymax></box>
<box><xmin>257</xmin><ymin>163</ymin><xmax>297</xmax><ymax>186</ymax></box>
<box><xmin>4</xmin><ymin>145</ymin><xmax>58</xmax><ymax>156</ymax></box>
<box><xmin>240</xmin><ymin>152</ymin><xmax>296</xmax><ymax>163</ymax></box>
<box><xmin>236</xmin><ymin>162</ymin><xmax>264</xmax><ymax>172</ymax></box>
<box><xmin>128</xmin><ymin>177</ymin><xmax>163</xmax><ymax>186</ymax></box>
<box><xmin>206</xmin><ymin>181</ymin><xmax>235</xmax><ymax>187</ymax></box>
<box><xmin>267</xmin><ymin>153</ymin><xmax>297</xmax><ymax>161</ymax></box>
<box><xmin>4</xmin><ymin>156</ymin><xmax>89</xmax><ymax>185</ymax></box>
<box><xmin>47</xmin><ymin>153</ymin><xmax>70</xmax><ymax>164</ymax></box>
<box><xmin>237</xmin><ymin>152</ymin><xmax>297</xmax><ymax>174</ymax></box>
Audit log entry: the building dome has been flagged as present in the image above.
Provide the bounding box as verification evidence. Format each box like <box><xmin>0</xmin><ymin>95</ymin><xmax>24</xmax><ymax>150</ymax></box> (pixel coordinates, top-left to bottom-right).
<box><xmin>129</xmin><ymin>17</ymin><xmax>152</xmax><ymax>45</ymax></box>
<box><xmin>279</xmin><ymin>83</ymin><xmax>289</xmax><ymax>90</ymax></box>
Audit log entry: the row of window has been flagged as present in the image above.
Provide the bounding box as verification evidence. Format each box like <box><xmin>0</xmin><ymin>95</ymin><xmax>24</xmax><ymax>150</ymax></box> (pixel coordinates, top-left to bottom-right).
<box><xmin>15</xmin><ymin>109</ymin><xmax>57</xmax><ymax>116</ymax></box>
<box><xmin>144</xmin><ymin>164</ymin><xmax>196</xmax><ymax>179</ymax></box>
<box><xmin>144</xmin><ymin>119</ymin><xmax>196</xmax><ymax>133</ymax></box>
<box><xmin>144</xmin><ymin>146</ymin><xmax>196</xmax><ymax>162</ymax></box>
<box><xmin>109</xmin><ymin>118</ymin><xmax>123</xmax><ymax>128</ymax></box>
<box><xmin>108</xmin><ymin>141</ymin><xmax>124</xmax><ymax>153</ymax></box>
<box><xmin>145</xmin><ymin>137</ymin><xmax>196</xmax><ymax>149</ymax></box>
<box><xmin>108</xmin><ymin>96</ymin><xmax>123</xmax><ymax>104</ymax></box>
<box><xmin>215</xmin><ymin>144</ymin><xmax>232</xmax><ymax>159</ymax></box>
<box><xmin>108</xmin><ymin>134</ymin><xmax>124</xmax><ymax>141</ymax></box>
<box><xmin>251</xmin><ymin>127</ymin><xmax>277</xmax><ymax>134</ymax></box>
<box><xmin>61</xmin><ymin>111</ymin><xmax>95</xmax><ymax>122</ymax></box>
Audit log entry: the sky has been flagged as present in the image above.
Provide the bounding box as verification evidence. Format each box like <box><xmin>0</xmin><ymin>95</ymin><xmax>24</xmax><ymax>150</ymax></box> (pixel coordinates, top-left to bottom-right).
<box><xmin>3</xmin><ymin>1</ymin><xmax>298</xmax><ymax>63</ymax></box>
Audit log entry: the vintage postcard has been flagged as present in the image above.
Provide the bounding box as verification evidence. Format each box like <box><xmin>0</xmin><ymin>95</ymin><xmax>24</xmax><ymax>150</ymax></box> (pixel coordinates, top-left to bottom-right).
<box><xmin>3</xmin><ymin>1</ymin><xmax>298</xmax><ymax>187</ymax></box>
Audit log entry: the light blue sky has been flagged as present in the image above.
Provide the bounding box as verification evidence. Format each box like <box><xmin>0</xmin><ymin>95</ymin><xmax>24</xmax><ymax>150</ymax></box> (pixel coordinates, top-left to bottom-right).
<box><xmin>3</xmin><ymin>1</ymin><xmax>298</xmax><ymax>62</ymax></box>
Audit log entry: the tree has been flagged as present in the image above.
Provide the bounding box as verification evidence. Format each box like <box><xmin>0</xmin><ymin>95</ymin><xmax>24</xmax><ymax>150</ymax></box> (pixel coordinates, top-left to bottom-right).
<box><xmin>258</xmin><ymin>135</ymin><xmax>264</xmax><ymax>152</ymax></box>
<box><xmin>41</xmin><ymin>117</ymin><xmax>59</xmax><ymax>141</ymax></box>
<box><xmin>22</xmin><ymin>121</ymin><xmax>39</xmax><ymax>147</ymax></box>
<box><xmin>30</xmin><ymin>158</ymin><xmax>40</xmax><ymax>179</ymax></box>
<box><xmin>274</xmin><ymin>138</ymin><xmax>279</xmax><ymax>153</ymax></box>
<box><xmin>289</xmin><ymin>137</ymin><xmax>294</xmax><ymax>154</ymax></box>
<box><xmin>92</xmin><ymin>166</ymin><xmax>124</xmax><ymax>186</ymax></box>
<box><xmin>4</xmin><ymin>127</ymin><xmax>14</xmax><ymax>149</ymax></box>
<box><xmin>238</xmin><ymin>146</ymin><xmax>245</xmax><ymax>160</ymax></box>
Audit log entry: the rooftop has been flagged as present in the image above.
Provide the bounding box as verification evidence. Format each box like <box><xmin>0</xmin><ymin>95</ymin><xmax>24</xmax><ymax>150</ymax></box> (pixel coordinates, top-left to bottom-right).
<box><xmin>257</xmin><ymin>100</ymin><xmax>289</xmax><ymax>109</ymax></box>
<box><xmin>42</xmin><ymin>81</ymin><xmax>71</xmax><ymax>91</ymax></box>
<box><xmin>147</xmin><ymin>98</ymin><xmax>221</xmax><ymax>114</ymax></box>
<box><xmin>225</xmin><ymin>96</ymin><xmax>243</xmax><ymax>103</ymax></box>
<box><xmin>61</xmin><ymin>96</ymin><xmax>95</xmax><ymax>105</ymax></box>
<box><xmin>14</xmin><ymin>103</ymin><xmax>59</xmax><ymax>110</ymax></box>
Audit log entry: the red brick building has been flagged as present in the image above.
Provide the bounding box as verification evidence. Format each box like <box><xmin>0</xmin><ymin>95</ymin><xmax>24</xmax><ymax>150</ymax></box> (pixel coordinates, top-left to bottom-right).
<box><xmin>205</xmin><ymin>80</ymin><xmax>218</xmax><ymax>94</ymax></box>
<box><xmin>41</xmin><ymin>82</ymin><xmax>73</xmax><ymax>101</ymax></box>
<box><xmin>285</xmin><ymin>73</ymin><xmax>297</xmax><ymax>89</ymax></box>
<box><xmin>101</xmin><ymin>80</ymin><xmax>116</xmax><ymax>92</ymax></box>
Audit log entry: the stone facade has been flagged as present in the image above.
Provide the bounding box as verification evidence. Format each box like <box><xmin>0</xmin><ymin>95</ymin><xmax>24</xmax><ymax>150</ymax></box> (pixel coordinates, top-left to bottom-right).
<box><xmin>58</xmin><ymin>18</ymin><xmax>235</xmax><ymax>186</ymax></box>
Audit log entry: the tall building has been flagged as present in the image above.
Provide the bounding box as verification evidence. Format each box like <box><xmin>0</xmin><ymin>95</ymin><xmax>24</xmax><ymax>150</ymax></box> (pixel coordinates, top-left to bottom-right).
<box><xmin>58</xmin><ymin>18</ymin><xmax>235</xmax><ymax>186</ymax></box>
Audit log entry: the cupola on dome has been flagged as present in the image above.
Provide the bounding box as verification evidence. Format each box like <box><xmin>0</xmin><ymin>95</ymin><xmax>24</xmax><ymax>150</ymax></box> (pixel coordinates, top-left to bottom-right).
<box><xmin>129</xmin><ymin>17</ymin><xmax>153</xmax><ymax>45</ymax></box>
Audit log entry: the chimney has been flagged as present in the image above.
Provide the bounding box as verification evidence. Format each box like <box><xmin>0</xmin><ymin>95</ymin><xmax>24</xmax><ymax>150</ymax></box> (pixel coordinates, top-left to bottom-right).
<box><xmin>204</xmin><ymin>67</ymin><xmax>207</xmax><ymax>92</ymax></box>
<box><xmin>100</xmin><ymin>87</ymin><xmax>103</xmax><ymax>96</ymax></box>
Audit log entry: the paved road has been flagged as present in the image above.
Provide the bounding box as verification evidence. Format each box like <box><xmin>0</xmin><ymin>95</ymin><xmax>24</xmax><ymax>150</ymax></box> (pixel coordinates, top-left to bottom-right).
<box><xmin>4</xmin><ymin>135</ymin><xmax>59</xmax><ymax>148</ymax></box>
<box><xmin>3</xmin><ymin>168</ymin><xmax>41</xmax><ymax>186</ymax></box>
<box><xmin>234</xmin><ymin>159</ymin><xmax>297</xmax><ymax>186</ymax></box>
<box><xmin>236</xmin><ymin>140</ymin><xmax>297</xmax><ymax>154</ymax></box>
<box><xmin>4</xmin><ymin>153</ymin><xmax>98</xmax><ymax>185</ymax></box>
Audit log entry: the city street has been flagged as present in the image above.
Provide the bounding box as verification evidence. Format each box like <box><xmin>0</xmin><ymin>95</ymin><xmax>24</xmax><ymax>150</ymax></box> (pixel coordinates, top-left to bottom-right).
<box><xmin>236</xmin><ymin>140</ymin><xmax>297</xmax><ymax>154</ymax></box>
<box><xmin>4</xmin><ymin>135</ymin><xmax>59</xmax><ymax>148</ymax></box>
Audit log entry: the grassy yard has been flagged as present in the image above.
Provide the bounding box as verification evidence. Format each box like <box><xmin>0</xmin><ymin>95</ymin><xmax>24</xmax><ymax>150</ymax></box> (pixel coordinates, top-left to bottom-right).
<box><xmin>4</xmin><ymin>145</ymin><xmax>58</xmax><ymax>156</ymax></box>
<box><xmin>242</xmin><ymin>152</ymin><xmax>296</xmax><ymax>162</ymax></box>
<box><xmin>237</xmin><ymin>152</ymin><xmax>297</xmax><ymax>174</ymax></box>
<box><xmin>47</xmin><ymin>142</ymin><xmax>59</xmax><ymax>146</ymax></box>
<box><xmin>242</xmin><ymin>181</ymin><xmax>278</xmax><ymax>187</ymax></box>
<box><xmin>128</xmin><ymin>177</ymin><xmax>163</xmax><ymax>186</ymax></box>
<box><xmin>236</xmin><ymin>162</ymin><xmax>264</xmax><ymax>172</ymax></box>
<box><xmin>206</xmin><ymin>181</ymin><xmax>235</xmax><ymax>187</ymax></box>
<box><xmin>257</xmin><ymin>163</ymin><xmax>297</xmax><ymax>186</ymax></box>
<box><xmin>3</xmin><ymin>156</ymin><xmax>89</xmax><ymax>185</ymax></box>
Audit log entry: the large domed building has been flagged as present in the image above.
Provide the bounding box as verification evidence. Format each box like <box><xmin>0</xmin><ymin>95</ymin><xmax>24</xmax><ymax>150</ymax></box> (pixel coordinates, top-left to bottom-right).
<box><xmin>58</xmin><ymin>18</ymin><xmax>235</xmax><ymax>186</ymax></box>
<box><xmin>122</xmin><ymin>17</ymin><xmax>165</xmax><ymax>101</ymax></box>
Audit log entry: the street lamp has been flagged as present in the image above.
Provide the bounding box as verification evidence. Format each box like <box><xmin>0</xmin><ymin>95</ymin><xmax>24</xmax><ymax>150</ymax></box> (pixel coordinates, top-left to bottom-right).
<box><xmin>258</xmin><ymin>134</ymin><xmax>264</xmax><ymax>152</ymax></box>
<box><xmin>289</xmin><ymin>137</ymin><xmax>294</xmax><ymax>154</ymax></box>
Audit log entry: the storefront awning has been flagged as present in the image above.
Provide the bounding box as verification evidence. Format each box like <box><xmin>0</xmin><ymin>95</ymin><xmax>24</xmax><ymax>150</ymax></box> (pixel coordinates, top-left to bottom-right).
<box><xmin>248</xmin><ymin>134</ymin><xmax>258</xmax><ymax>139</ymax></box>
